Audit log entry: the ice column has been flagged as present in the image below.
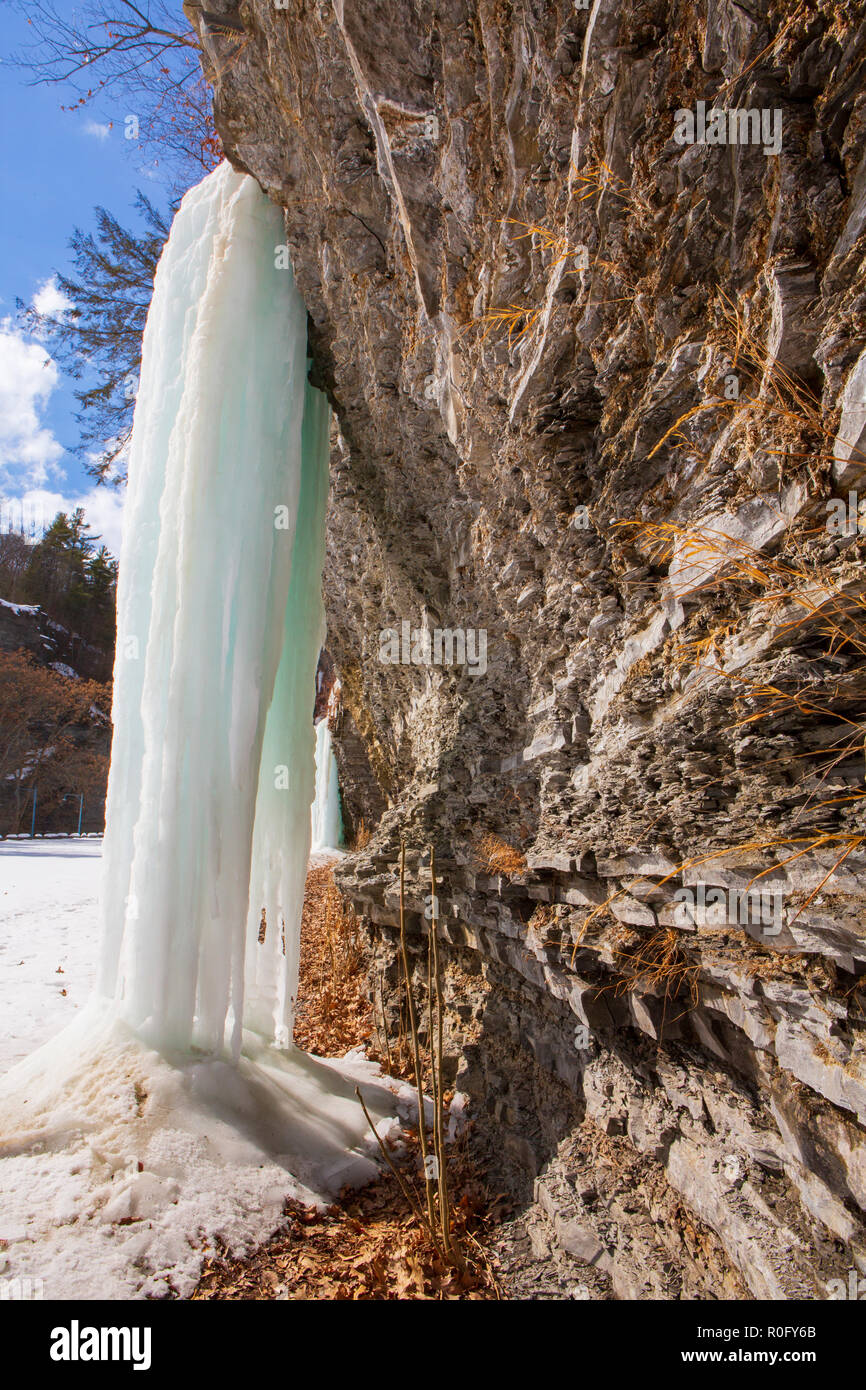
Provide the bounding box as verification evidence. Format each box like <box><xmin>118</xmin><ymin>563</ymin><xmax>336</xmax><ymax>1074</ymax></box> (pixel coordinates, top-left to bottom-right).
<box><xmin>242</xmin><ymin>384</ymin><xmax>330</xmax><ymax>1047</ymax></box>
<box><xmin>311</xmin><ymin>717</ymin><xmax>344</xmax><ymax>853</ymax></box>
<box><xmin>99</xmin><ymin>161</ymin><xmax>329</xmax><ymax>1057</ymax></box>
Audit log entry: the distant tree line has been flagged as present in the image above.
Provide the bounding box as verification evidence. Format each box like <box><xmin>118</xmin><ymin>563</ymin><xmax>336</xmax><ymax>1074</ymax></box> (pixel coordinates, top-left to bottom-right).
<box><xmin>0</xmin><ymin>508</ymin><xmax>115</xmax><ymax>836</ymax></box>
<box><xmin>0</xmin><ymin>649</ymin><xmax>110</xmax><ymax>837</ymax></box>
<box><xmin>0</xmin><ymin>508</ymin><xmax>118</xmax><ymax>655</ymax></box>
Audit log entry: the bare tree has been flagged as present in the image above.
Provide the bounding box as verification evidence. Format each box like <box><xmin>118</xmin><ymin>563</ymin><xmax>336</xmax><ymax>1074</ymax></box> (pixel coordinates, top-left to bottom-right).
<box><xmin>8</xmin><ymin>2</ymin><xmax>232</xmax><ymax>473</ymax></box>
<box><xmin>10</xmin><ymin>1</ymin><xmax>198</xmax><ymax>93</ymax></box>
<box><xmin>9</xmin><ymin>1</ymin><xmax>221</xmax><ymax>188</ymax></box>
<box><xmin>0</xmin><ymin>649</ymin><xmax>111</xmax><ymax>836</ymax></box>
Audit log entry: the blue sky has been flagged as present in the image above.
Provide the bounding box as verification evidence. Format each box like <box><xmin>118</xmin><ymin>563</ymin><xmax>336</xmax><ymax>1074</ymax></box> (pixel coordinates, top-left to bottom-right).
<box><xmin>0</xmin><ymin>5</ymin><xmax>180</xmax><ymax>556</ymax></box>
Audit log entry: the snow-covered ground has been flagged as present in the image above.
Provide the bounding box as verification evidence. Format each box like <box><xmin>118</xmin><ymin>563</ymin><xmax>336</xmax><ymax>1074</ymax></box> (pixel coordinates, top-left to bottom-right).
<box><xmin>0</xmin><ymin>838</ymin><xmax>101</xmax><ymax>1073</ymax></box>
<box><xmin>0</xmin><ymin>840</ymin><xmax>342</xmax><ymax>1078</ymax></box>
<box><xmin>0</xmin><ymin>837</ymin><xmax>411</xmax><ymax>1300</ymax></box>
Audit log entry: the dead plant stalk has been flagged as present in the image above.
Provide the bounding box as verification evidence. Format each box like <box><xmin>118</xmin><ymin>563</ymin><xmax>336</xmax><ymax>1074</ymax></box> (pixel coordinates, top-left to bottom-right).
<box><xmin>399</xmin><ymin>841</ymin><xmax>438</xmax><ymax>1238</ymax></box>
<box><xmin>430</xmin><ymin>846</ymin><xmax>456</xmax><ymax>1260</ymax></box>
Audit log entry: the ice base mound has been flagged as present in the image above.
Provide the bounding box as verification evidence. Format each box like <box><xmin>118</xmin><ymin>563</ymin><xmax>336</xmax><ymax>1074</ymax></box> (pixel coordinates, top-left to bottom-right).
<box><xmin>0</xmin><ymin>1002</ymin><xmax>405</xmax><ymax>1299</ymax></box>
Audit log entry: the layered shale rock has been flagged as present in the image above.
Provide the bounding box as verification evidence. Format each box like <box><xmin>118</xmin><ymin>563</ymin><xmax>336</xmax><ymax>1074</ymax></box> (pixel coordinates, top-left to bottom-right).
<box><xmin>188</xmin><ymin>0</ymin><xmax>866</xmax><ymax>1297</ymax></box>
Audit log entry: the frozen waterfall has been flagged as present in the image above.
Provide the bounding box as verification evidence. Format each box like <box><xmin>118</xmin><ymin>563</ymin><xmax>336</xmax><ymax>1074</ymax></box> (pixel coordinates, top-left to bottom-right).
<box><xmin>99</xmin><ymin>161</ymin><xmax>329</xmax><ymax>1057</ymax></box>
<box><xmin>311</xmin><ymin>717</ymin><xmax>344</xmax><ymax>852</ymax></box>
<box><xmin>0</xmin><ymin>162</ymin><xmax>405</xmax><ymax>1301</ymax></box>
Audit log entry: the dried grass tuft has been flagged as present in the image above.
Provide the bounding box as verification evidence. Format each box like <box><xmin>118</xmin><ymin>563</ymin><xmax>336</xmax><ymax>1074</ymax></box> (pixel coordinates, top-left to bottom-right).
<box><xmin>473</xmin><ymin>833</ymin><xmax>528</xmax><ymax>877</ymax></box>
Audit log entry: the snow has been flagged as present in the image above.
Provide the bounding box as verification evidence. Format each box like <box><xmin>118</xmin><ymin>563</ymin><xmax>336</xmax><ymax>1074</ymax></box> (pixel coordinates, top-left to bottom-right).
<box><xmin>0</xmin><ymin>1001</ymin><xmax>411</xmax><ymax>1299</ymax></box>
<box><xmin>0</xmin><ymin>598</ymin><xmax>39</xmax><ymax>616</ymax></box>
<box><xmin>49</xmin><ymin>662</ymin><xmax>79</xmax><ymax>679</ymax></box>
<box><xmin>0</xmin><ymin>844</ymin><xmax>408</xmax><ymax>1301</ymax></box>
<box><xmin>0</xmin><ymin>164</ymin><xmax>402</xmax><ymax>1301</ymax></box>
<box><xmin>0</xmin><ymin>839</ymin><xmax>100</xmax><ymax>1073</ymax></box>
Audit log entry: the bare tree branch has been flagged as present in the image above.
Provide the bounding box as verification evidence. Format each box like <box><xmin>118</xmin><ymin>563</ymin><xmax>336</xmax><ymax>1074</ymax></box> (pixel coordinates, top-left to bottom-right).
<box><xmin>10</xmin><ymin>0</ymin><xmax>198</xmax><ymax>94</ymax></box>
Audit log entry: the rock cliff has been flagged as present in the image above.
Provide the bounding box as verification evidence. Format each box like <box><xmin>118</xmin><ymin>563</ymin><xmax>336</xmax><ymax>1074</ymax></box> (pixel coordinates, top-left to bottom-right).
<box><xmin>188</xmin><ymin>0</ymin><xmax>866</xmax><ymax>1298</ymax></box>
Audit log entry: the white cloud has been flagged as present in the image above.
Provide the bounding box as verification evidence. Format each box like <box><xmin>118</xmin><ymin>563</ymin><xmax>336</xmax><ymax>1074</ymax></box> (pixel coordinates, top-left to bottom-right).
<box><xmin>75</xmin><ymin>484</ymin><xmax>126</xmax><ymax>557</ymax></box>
<box><xmin>0</xmin><ymin>295</ymin><xmax>125</xmax><ymax>558</ymax></box>
<box><xmin>32</xmin><ymin>277</ymin><xmax>74</xmax><ymax>319</ymax></box>
<box><xmin>83</xmin><ymin>120</ymin><xmax>111</xmax><ymax>141</ymax></box>
<box><xmin>12</xmin><ymin>485</ymin><xmax>126</xmax><ymax>560</ymax></box>
<box><xmin>0</xmin><ymin>320</ymin><xmax>64</xmax><ymax>488</ymax></box>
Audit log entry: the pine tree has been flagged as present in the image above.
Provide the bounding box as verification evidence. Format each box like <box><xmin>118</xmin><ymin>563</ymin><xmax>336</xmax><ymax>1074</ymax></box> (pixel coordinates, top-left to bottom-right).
<box><xmin>18</xmin><ymin>196</ymin><xmax>170</xmax><ymax>483</ymax></box>
<box><xmin>24</xmin><ymin>512</ymin><xmax>82</xmax><ymax>619</ymax></box>
<box><xmin>85</xmin><ymin>546</ymin><xmax>120</xmax><ymax>651</ymax></box>
<box><xmin>22</xmin><ymin>509</ymin><xmax>116</xmax><ymax>640</ymax></box>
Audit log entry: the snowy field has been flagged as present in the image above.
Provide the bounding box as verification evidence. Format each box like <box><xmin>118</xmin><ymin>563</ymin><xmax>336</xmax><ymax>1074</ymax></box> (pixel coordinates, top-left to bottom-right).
<box><xmin>0</xmin><ymin>840</ymin><xmax>341</xmax><ymax>1077</ymax></box>
<box><xmin>0</xmin><ymin>836</ymin><xmax>406</xmax><ymax>1300</ymax></box>
<box><xmin>0</xmin><ymin>838</ymin><xmax>102</xmax><ymax>1074</ymax></box>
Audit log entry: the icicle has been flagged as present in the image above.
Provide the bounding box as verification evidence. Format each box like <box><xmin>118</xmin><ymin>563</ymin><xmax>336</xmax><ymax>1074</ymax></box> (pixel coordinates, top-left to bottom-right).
<box><xmin>241</xmin><ymin>384</ymin><xmax>330</xmax><ymax>1051</ymax></box>
<box><xmin>99</xmin><ymin>162</ymin><xmax>328</xmax><ymax>1056</ymax></box>
<box><xmin>311</xmin><ymin>717</ymin><xmax>344</xmax><ymax>853</ymax></box>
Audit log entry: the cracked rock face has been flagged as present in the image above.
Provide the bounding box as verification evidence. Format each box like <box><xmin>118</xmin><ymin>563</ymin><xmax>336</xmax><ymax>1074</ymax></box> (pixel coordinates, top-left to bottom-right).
<box><xmin>190</xmin><ymin>0</ymin><xmax>866</xmax><ymax>1296</ymax></box>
